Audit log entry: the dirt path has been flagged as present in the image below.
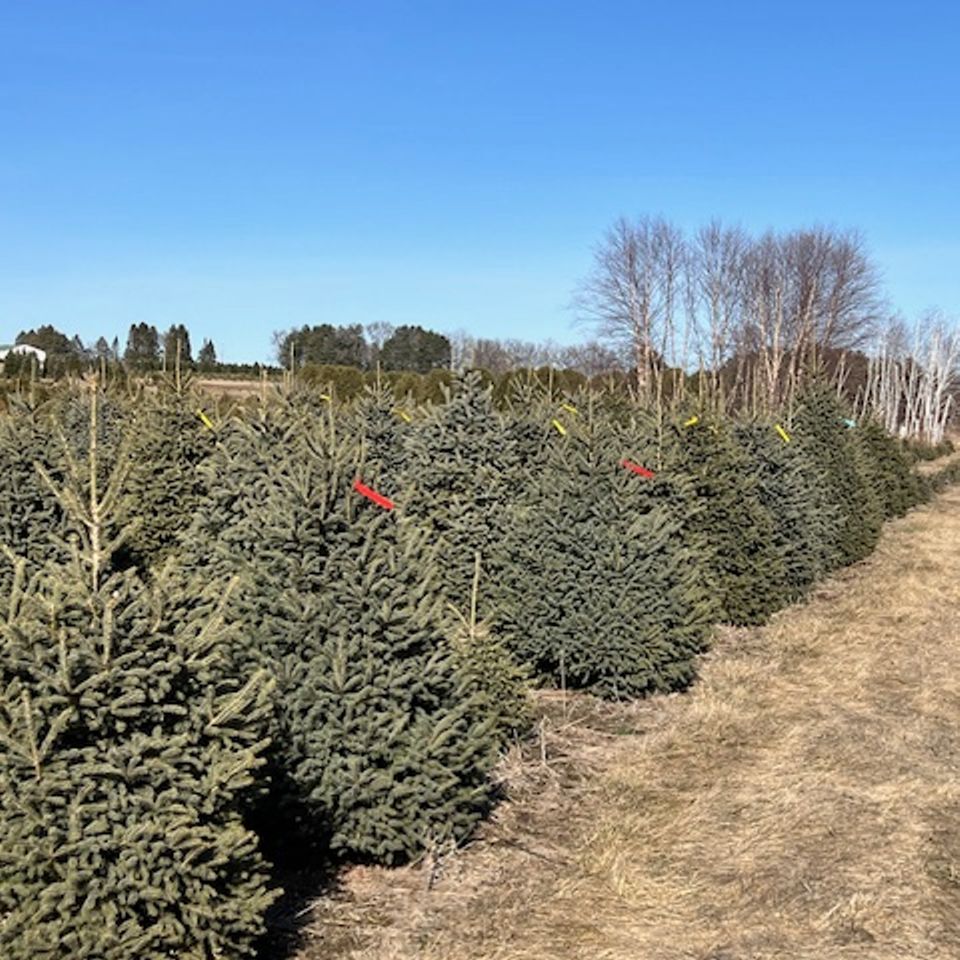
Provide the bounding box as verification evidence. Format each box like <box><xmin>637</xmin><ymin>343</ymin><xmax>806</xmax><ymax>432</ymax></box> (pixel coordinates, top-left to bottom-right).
<box><xmin>299</xmin><ymin>486</ymin><xmax>960</xmax><ymax>960</ymax></box>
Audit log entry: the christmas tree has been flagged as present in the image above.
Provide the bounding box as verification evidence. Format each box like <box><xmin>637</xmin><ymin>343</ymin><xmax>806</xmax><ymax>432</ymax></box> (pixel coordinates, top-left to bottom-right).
<box><xmin>121</xmin><ymin>383</ymin><xmax>219</xmax><ymax>573</ymax></box>
<box><xmin>400</xmin><ymin>372</ymin><xmax>517</xmax><ymax>625</ymax></box>
<box><xmin>792</xmin><ymin>386</ymin><xmax>883</xmax><ymax>568</ymax></box>
<box><xmin>0</xmin><ymin>394</ymin><xmax>66</xmax><ymax>601</ymax></box>
<box><xmin>0</xmin><ymin>388</ymin><xmax>276</xmax><ymax>959</ymax></box>
<box><xmin>345</xmin><ymin>379</ymin><xmax>413</xmax><ymax>501</ymax></box>
<box><xmin>853</xmin><ymin>418</ymin><xmax>925</xmax><ymax>519</ymax></box>
<box><xmin>399</xmin><ymin>372</ymin><xmax>532</xmax><ymax>736</ymax></box>
<box><xmin>663</xmin><ymin>412</ymin><xmax>785</xmax><ymax>625</ymax></box>
<box><xmin>497</xmin><ymin>399</ymin><xmax>713</xmax><ymax>698</ymax></box>
<box><xmin>733</xmin><ymin>420</ymin><xmax>834</xmax><ymax>601</ymax></box>
<box><xmin>181</xmin><ymin>393</ymin><xmax>512</xmax><ymax>862</ymax></box>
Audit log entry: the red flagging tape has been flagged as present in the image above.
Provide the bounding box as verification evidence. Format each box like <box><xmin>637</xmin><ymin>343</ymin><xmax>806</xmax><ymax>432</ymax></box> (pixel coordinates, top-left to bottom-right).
<box><xmin>353</xmin><ymin>478</ymin><xmax>395</xmax><ymax>511</ymax></box>
<box><xmin>620</xmin><ymin>458</ymin><xmax>655</xmax><ymax>479</ymax></box>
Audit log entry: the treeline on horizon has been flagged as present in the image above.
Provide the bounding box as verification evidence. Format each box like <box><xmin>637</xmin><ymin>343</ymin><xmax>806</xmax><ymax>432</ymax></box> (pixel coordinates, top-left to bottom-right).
<box><xmin>2</xmin><ymin>321</ymin><xmax>895</xmax><ymax>416</ymax></box>
<box><xmin>4</xmin><ymin>318</ymin><xmax>625</xmax><ymax>382</ymax></box>
<box><xmin>5</xmin><ymin>215</ymin><xmax>958</xmax><ymax>439</ymax></box>
<box><xmin>3</xmin><ymin>316</ymin><xmax>940</xmax><ymax>426</ymax></box>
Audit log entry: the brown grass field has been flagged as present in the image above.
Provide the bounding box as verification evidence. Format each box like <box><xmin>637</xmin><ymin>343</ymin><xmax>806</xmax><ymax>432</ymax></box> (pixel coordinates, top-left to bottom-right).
<box><xmin>283</xmin><ymin>478</ymin><xmax>960</xmax><ymax>960</ymax></box>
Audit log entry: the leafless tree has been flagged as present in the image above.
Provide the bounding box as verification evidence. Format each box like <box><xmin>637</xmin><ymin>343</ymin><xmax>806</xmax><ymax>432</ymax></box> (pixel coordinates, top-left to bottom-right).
<box><xmin>448</xmin><ymin>329</ymin><xmax>476</xmax><ymax>371</ymax></box>
<box><xmin>574</xmin><ymin>216</ymin><xmax>685</xmax><ymax>400</ymax></box>
<box><xmin>557</xmin><ymin>340</ymin><xmax>625</xmax><ymax>376</ymax></box>
<box><xmin>686</xmin><ymin>220</ymin><xmax>749</xmax><ymax>407</ymax></box>
<box><xmin>472</xmin><ymin>338</ymin><xmax>514</xmax><ymax>374</ymax></box>
<box><xmin>860</xmin><ymin>313</ymin><xmax>959</xmax><ymax>442</ymax></box>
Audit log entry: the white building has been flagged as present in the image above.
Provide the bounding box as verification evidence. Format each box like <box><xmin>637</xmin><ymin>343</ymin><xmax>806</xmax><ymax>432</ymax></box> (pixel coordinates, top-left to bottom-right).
<box><xmin>0</xmin><ymin>343</ymin><xmax>47</xmax><ymax>368</ymax></box>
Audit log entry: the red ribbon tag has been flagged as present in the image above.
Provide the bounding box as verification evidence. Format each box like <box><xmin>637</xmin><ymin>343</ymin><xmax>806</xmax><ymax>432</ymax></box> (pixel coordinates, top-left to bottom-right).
<box><xmin>620</xmin><ymin>458</ymin><xmax>655</xmax><ymax>479</ymax></box>
<box><xmin>352</xmin><ymin>478</ymin><xmax>395</xmax><ymax>511</ymax></box>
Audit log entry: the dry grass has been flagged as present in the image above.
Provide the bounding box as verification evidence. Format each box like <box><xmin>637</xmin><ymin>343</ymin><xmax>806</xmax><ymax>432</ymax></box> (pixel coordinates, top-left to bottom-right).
<box><xmin>194</xmin><ymin>377</ymin><xmax>280</xmax><ymax>398</ymax></box>
<box><xmin>917</xmin><ymin>448</ymin><xmax>960</xmax><ymax>476</ymax></box>
<box><xmin>289</xmin><ymin>486</ymin><xmax>960</xmax><ymax>960</ymax></box>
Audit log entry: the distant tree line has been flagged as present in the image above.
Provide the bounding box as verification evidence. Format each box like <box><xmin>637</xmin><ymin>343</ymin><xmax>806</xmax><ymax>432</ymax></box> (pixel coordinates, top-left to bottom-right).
<box><xmin>3</xmin><ymin>318</ymin><xmax>631</xmax><ymax>384</ymax></box>
<box><xmin>272</xmin><ymin>321</ymin><xmax>628</xmax><ymax>378</ymax></box>
<box><xmin>5</xmin><ymin>323</ymin><xmax>224</xmax><ymax>378</ymax></box>
<box><xmin>273</xmin><ymin>323</ymin><xmax>455</xmax><ymax>374</ymax></box>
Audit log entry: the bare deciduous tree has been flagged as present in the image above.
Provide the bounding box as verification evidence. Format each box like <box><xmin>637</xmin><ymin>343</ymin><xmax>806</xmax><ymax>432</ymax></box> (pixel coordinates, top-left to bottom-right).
<box><xmin>574</xmin><ymin>216</ymin><xmax>684</xmax><ymax>400</ymax></box>
<box><xmin>578</xmin><ymin>216</ymin><xmax>888</xmax><ymax>413</ymax></box>
<box><xmin>860</xmin><ymin>313</ymin><xmax>959</xmax><ymax>442</ymax></box>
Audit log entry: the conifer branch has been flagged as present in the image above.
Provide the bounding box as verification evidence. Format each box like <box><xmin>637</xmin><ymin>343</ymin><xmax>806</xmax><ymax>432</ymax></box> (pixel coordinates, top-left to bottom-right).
<box><xmin>21</xmin><ymin>690</ymin><xmax>41</xmax><ymax>780</ymax></box>
<box><xmin>2</xmin><ymin>547</ymin><xmax>26</xmax><ymax>624</ymax></box>
<box><xmin>206</xmin><ymin>670</ymin><xmax>270</xmax><ymax>731</ymax></box>
<box><xmin>101</xmin><ymin>592</ymin><xmax>116</xmax><ymax>666</ymax></box>
<box><xmin>187</xmin><ymin>576</ymin><xmax>240</xmax><ymax>664</ymax></box>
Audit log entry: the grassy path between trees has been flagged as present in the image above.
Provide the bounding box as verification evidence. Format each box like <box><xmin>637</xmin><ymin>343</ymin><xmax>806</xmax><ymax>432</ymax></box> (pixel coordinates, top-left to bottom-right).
<box><xmin>294</xmin><ymin>483</ymin><xmax>960</xmax><ymax>960</ymax></box>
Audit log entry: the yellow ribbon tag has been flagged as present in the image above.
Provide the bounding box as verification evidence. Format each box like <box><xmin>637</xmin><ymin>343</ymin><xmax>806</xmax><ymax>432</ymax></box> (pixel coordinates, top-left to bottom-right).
<box><xmin>551</xmin><ymin>418</ymin><xmax>567</xmax><ymax>436</ymax></box>
<box><xmin>684</xmin><ymin>415</ymin><xmax>699</xmax><ymax>428</ymax></box>
<box><xmin>394</xmin><ymin>408</ymin><xmax>412</xmax><ymax>423</ymax></box>
<box><xmin>196</xmin><ymin>410</ymin><xmax>215</xmax><ymax>431</ymax></box>
<box><xmin>560</xmin><ymin>403</ymin><xmax>578</xmax><ymax>415</ymax></box>
<box><xmin>775</xmin><ymin>424</ymin><xmax>791</xmax><ymax>443</ymax></box>
<box><xmin>318</xmin><ymin>394</ymin><xmax>332</xmax><ymax>402</ymax></box>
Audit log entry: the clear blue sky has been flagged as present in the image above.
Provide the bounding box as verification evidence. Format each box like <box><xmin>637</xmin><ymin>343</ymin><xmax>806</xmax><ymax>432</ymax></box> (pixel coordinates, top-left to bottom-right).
<box><xmin>1</xmin><ymin>1</ymin><xmax>957</xmax><ymax>363</ymax></box>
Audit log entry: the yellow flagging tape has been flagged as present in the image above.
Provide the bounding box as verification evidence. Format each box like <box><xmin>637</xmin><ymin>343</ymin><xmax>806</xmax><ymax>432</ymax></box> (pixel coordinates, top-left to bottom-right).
<box><xmin>560</xmin><ymin>403</ymin><xmax>578</xmax><ymax>415</ymax></box>
<box><xmin>775</xmin><ymin>424</ymin><xmax>791</xmax><ymax>443</ymax></box>
<box><xmin>319</xmin><ymin>394</ymin><xmax>332</xmax><ymax>402</ymax></box>
<box><xmin>684</xmin><ymin>415</ymin><xmax>699</xmax><ymax>428</ymax></box>
<box><xmin>551</xmin><ymin>418</ymin><xmax>567</xmax><ymax>436</ymax></box>
<box><xmin>394</xmin><ymin>408</ymin><xmax>412</xmax><ymax>423</ymax></box>
<box><xmin>196</xmin><ymin>410</ymin><xmax>215</xmax><ymax>431</ymax></box>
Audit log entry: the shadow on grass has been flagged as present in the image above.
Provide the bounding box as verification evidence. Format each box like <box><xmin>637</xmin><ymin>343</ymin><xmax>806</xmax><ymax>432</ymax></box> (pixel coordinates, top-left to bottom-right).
<box><xmin>257</xmin><ymin>852</ymin><xmax>346</xmax><ymax>960</ymax></box>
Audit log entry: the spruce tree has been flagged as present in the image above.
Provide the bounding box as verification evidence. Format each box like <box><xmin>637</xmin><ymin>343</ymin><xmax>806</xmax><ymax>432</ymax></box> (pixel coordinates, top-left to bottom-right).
<box><xmin>279</xmin><ymin>504</ymin><xmax>503</xmax><ymax>861</ymax></box>
<box><xmin>792</xmin><ymin>387</ymin><xmax>883</xmax><ymax>568</ymax></box>
<box><xmin>400</xmin><ymin>372</ymin><xmax>516</xmax><ymax>624</ymax></box>
<box><xmin>346</xmin><ymin>380</ymin><xmax>412</xmax><ymax>501</ymax></box>
<box><xmin>497</xmin><ymin>400</ymin><xmax>713</xmax><ymax>699</ymax></box>
<box><xmin>181</xmin><ymin>394</ymin><xmax>511</xmax><ymax>862</ymax></box>
<box><xmin>399</xmin><ymin>373</ymin><xmax>533</xmax><ymax>737</ymax></box>
<box><xmin>122</xmin><ymin>384</ymin><xmax>218</xmax><ymax>572</ymax></box>
<box><xmin>853</xmin><ymin>418</ymin><xmax>925</xmax><ymax>519</ymax></box>
<box><xmin>733</xmin><ymin>420</ymin><xmax>834</xmax><ymax>602</ymax></box>
<box><xmin>0</xmin><ymin>395</ymin><xmax>65</xmax><ymax>601</ymax></box>
<box><xmin>663</xmin><ymin>413</ymin><xmax>785</xmax><ymax>625</ymax></box>
<box><xmin>0</xmin><ymin>390</ymin><xmax>276</xmax><ymax>960</ymax></box>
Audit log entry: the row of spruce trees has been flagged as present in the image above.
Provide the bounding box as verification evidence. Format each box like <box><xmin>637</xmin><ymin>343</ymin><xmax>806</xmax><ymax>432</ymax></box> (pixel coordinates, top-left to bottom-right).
<box><xmin>0</xmin><ymin>371</ymin><xmax>945</xmax><ymax>958</ymax></box>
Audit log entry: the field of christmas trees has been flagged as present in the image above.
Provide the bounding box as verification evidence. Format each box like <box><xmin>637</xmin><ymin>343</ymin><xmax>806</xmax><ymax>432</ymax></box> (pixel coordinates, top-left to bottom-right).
<box><xmin>0</xmin><ymin>370</ymin><xmax>956</xmax><ymax>959</ymax></box>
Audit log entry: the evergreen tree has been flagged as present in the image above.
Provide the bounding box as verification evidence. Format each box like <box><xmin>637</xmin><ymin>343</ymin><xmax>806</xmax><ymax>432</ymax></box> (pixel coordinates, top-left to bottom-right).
<box><xmin>280</xmin><ymin>505</ymin><xmax>503</xmax><ymax>860</ymax></box>
<box><xmin>182</xmin><ymin>396</ymin><xmax>510</xmax><ymax>862</ymax></box>
<box><xmin>347</xmin><ymin>381</ymin><xmax>412</xmax><ymax>501</ymax></box>
<box><xmin>349</xmin><ymin>380</ymin><xmax>531</xmax><ymax>744</ymax></box>
<box><xmin>124</xmin><ymin>322</ymin><xmax>160</xmax><ymax>370</ymax></box>
<box><xmin>401</xmin><ymin>372</ymin><xmax>516</xmax><ymax>624</ymax></box>
<box><xmin>853</xmin><ymin>418</ymin><xmax>925</xmax><ymax>519</ymax></box>
<box><xmin>497</xmin><ymin>400</ymin><xmax>714</xmax><ymax>698</ymax></box>
<box><xmin>274</xmin><ymin>324</ymin><xmax>367</xmax><ymax>368</ymax></box>
<box><xmin>734</xmin><ymin>420</ymin><xmax>834</xmax><ymax>602</ymax></box>
<box><xmin>792</xmin><ymin>387</ymin><xmax>883</xmax><ymax>568</ymax></box>
<box><xmin>15</xmin><ymin>325</ymin><xmax>74</xmax><ymax>357</ymax></box>
<box><xmin>0</xmin><ymin>392</ymin><xmax>276</xmax><ymax>959</ymax></box>
<box><xmin>198</xmin><ymin>338</ymin><xmax>218</xmax><ymax>371</ymax></box>
<box><xmin>380</xmin><ymin>325</ymin><xmax>452</xmax><ymax>373</ymax></box>
<box><xmin>162</xmin><ymin>324</ymin><xmax>193</xmax><ymax>367</ymax></box>
<box><xmin>663</xmin><ymin>413</ymin><xmax>785</xmax><ymax>626</ymax></box>
<box><xmin>0</xmin><ymin>396</ymin><xmax>65</xmax><ymax>602</ymax></box>
<box><xmin>121</xmin><ymin>385</ymin><xmax>219</xmax><ymax>572</ymax></box>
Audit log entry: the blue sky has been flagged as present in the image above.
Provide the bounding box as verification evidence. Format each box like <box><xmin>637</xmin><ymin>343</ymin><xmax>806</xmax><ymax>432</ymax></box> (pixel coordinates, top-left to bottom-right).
<box><xmin>1</xmin><ymin>1</ymin><xmax>957</xmax><ymax>363</ymax></box>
